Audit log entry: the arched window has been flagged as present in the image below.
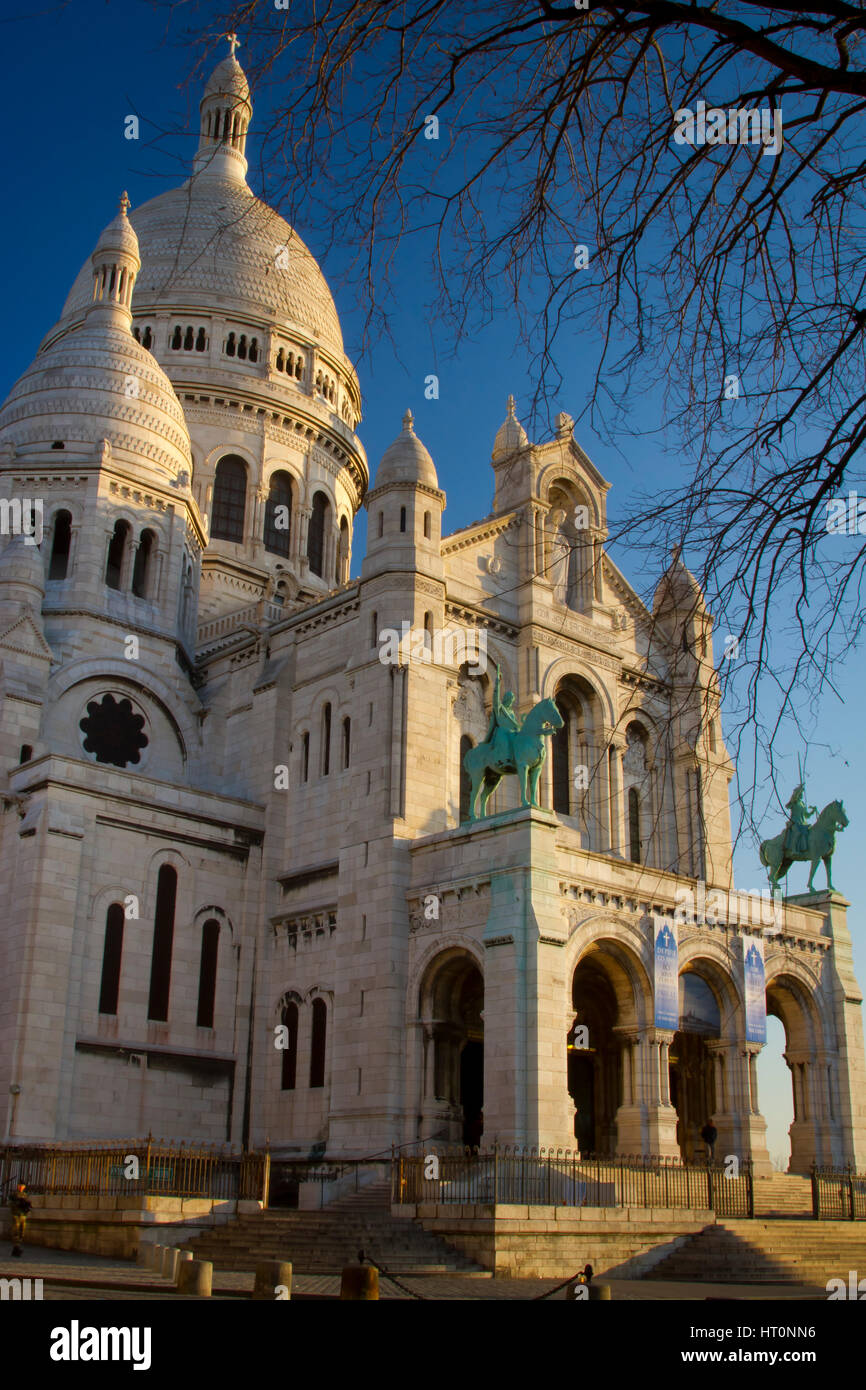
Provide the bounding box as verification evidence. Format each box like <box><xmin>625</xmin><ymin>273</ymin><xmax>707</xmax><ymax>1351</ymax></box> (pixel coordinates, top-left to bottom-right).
<box><xmin>211</xmin><ymin>456</ymin><xmax>247</xmax><ymax>542</ymax></box>
<box><xmin>49</xmin><ymin>510</ymin><xmax>72</xmax><ymax>580</ymax></box>
<box><xmin>171</xmin><ymin>325</ymin><xmax>182</xmax><ymax>350</ymax></box>
<box><xmin>195</xmin><ymin>327</ymin><xmax>207</xmax><ymax>352</ymax></box>
<box><xmin>308</xmin><ymin>491</ymin><xmax>329</xmax><ymax>577</ymax></box>
<box><xmin>263</xmin><ymin>471</ymin><xmax>292</xmax><ymax>557</ymax></box>
<box><xmin>342</xmin><ymin>715</ymin><xmax>351</xmax><ymax>769</ymax></box>
<box><xmin>400</xmin><ymin>506</ymin><xmax>407</xmax><ymax>533</ymax></box>
<box><xmin>280</xmin><ymin>1002</ymin><xmax>298</xmax><ymax>1090</ymax></box>
<box><xmin>131</xmin><ymin>528</ymin><xmax>155</xmax><ymax>598</ymax></box>
<box><xmin>628</xmin><ymin>787</ymin><xmax>641</xmax><ymax>863</ymax></box>
<box><xmin>459</xmin><ymin>734</ymin><xmax>473</xmax><ymax>823</ymax></box>
<box><xmin>249</xmin><ymin>338</ymin><xmax>258</xmax><ymax>363</ymax></box>
<box><xmin>321</xmin><ymin>703</ymin><xmax>331</xmax><ymax>776</ymax></box>
<box><xmin>147</xmin><ymin>864</ymin><xmax>177</xmax><ymax>1022</ymax></box>
<box><xmin>183</xmin><ymin>326</ymin><xmax>194</xmax><ymax>350</ymax></box>
<box><xmin>310</xmin><ymin>998</ymin><xmax>327</xmax><ymax>1088</ymax></box>
<box><xmin>105</xmin><ymin>520</ymin><xmax>130</xmax><ymax>590</ymax></box>
<box><xmin>275</xmin><ymin>348</ymin><xmax>285</xmax><ymax>372</ymax></box>
<box><xmin>142</xmin><ymin>327</ymin><xmax>153</xmax><ymax>350</ymax></box>
<box><xmin>552</xmin><ymin>719</ymin><xmax>570</xmax><ymax>814</ymax></box>
<box><xmin>237</xmin><ymin>335</ymin><xmax>248</xmax><ymax>361</ymax></box>
<box><xmin>225</xmin><ymin>332</ymin><xmax>236</xmax><ymax>357</ymax></box>
<box><xmin>294</xmin><ymin>356</ymin><xmax>303</xmax><ymax>380</ymax></box>
<box><xmin>424</xmin><ymin>511</ymin><xmax>431</xmax><ymax>539</ymax></box>
<box><xmin>98</xmin><ymin>903</ymin><xmax>125</xmax><ymax>1015</ymax></box>
<box><xmin>196</xmin><ymin>919</ymin><xmax>220</xmax><ymax>1028</ymax></box>
<box><xmin>301</xmin><ymin>731</ymin><xmax>310</xmax><ymax>783</ymax></box>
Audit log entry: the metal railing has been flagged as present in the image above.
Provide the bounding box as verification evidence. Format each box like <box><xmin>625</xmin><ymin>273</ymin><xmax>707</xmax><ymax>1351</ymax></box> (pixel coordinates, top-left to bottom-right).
<box><xmin>0</xmin><ymin>1138</ymin><xmax>270</xmax><ymax>1205</ymax></box>
<box><xmin>392</xmin><ymin>1147</ymin><xmax>754</xmax><ymax>1217</ymax></box>
<box><xmin>811</xmin><ymin>1165</ymin><xmax>866</xmax><ymax>1220</ymax></box>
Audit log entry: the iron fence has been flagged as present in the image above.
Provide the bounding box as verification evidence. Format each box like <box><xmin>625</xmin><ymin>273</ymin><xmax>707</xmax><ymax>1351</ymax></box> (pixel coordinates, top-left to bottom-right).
<box><xmin>392</xmin><ymin>1147</ymin><xmax>754</xmax><ymax>1216</ymax></box>
<box><xmin>0</xmin><ymin>1138</ymin><xmax>269</xmax><ymax>1204</ymax></box>
<box><xmin>811</xmin><ymin>1166</ymin><xmax>866</xmax><ymax>1220</ymax></box>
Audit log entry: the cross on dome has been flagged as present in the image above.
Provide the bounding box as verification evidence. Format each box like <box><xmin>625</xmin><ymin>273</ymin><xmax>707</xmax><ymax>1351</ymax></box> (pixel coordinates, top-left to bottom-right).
<box><xmin>118</xmin><ymin>191</ymin><xmax>130</xmax><ymax>217</ymax></box>
<box><xmin>224</xmin><ymin>31</ymin><xmax>240</xmax><ymax>57</ymax></box>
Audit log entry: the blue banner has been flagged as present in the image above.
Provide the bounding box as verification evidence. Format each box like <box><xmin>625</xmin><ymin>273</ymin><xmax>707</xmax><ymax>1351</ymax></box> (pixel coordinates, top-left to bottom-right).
<box><xmin>653</xmin><ymin>920</ymin><xmax>679</xmax><ymax>1029</ymax></box>
<box><xmin>744</xmin><ymin>937</ymin><xmax>767</xmax><ymax>1044</ymax></box>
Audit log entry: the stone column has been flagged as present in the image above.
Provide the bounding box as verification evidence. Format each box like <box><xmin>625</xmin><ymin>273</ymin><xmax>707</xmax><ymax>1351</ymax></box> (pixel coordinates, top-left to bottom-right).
<box><xmin>297</xmin><ymin>505</ymin><xmax>311</xmax><ymax>574</ymax></box>
<box><xmin>608</xmin><ymin>738</ymin><xmax>624</xmax><ymax>856</ymax></box>
<box><xmin>613</xmin><ymin>1027</ymin><xmax>678</xmax><ymax>1157</ymax></box>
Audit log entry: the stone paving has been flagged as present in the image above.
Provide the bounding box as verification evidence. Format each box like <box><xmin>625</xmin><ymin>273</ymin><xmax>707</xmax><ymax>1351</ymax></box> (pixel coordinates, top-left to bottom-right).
<box><xmin>0</xmin><ymin>1244</ymin><xmax>828</xmax><ymax>1301</ymax></box>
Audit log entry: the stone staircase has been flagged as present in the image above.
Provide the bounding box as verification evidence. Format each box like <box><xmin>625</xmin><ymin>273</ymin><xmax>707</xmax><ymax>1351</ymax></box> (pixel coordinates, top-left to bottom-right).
<box><xmin>752</xmin><ymin>1173</ymin><xmax>813</xmax><ymax>1219</ymax></box>
<box><xmin>180</xmin><ymin>1181</ymin><xmax>487</xmax><ymax>1276</ymax></box>
<box><xmin>646</xmin><ymin>1219</ymin><xmax>866</xmax><ymax>1286</ymax></box>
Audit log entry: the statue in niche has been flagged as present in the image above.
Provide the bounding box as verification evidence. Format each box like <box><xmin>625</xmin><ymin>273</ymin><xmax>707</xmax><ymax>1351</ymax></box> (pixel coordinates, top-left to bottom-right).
<box><xmin>623</xmin><ymin>727</ymin><xmax>648</xmax><ymax>777</ymax></box>
<box><xmin>549</xmin><ymin>508</ymin><xmax>576</xmax><ymax>608</ymax></box>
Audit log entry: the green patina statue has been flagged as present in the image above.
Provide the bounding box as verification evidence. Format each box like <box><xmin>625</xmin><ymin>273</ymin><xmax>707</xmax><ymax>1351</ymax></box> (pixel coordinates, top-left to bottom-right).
<box><xmin>759</xmin><ymin>780</ymin><xmax>849</xmax><ymax>893</ymax></box>
<box><xmin>463</xmin><ymin>667</ymin><xmax>563</xmax><ymax>820</ymax></box>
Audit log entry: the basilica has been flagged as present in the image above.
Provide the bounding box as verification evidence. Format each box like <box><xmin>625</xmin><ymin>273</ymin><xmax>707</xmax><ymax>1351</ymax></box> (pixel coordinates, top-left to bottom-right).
<box><xmin>0</xmin><ymin>44</ymin><xmax>863</xmax><ymax>1175</ymax></box>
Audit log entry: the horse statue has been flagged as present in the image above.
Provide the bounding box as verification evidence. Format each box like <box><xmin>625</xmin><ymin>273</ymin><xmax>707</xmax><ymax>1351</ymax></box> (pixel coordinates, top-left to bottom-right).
<box><xmin>759</xmin><ymin>799</ymin><xmax>848</xmax><ymax>893</ymax></box>
<box><xmin>463</xmin><ymin>697</ymin><xmax>563</xmax><ymax>821</ymax></box>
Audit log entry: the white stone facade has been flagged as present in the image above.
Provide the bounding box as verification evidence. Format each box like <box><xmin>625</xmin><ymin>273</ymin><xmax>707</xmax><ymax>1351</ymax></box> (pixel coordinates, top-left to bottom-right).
<box><xmin>0</xmin><ymin>48</ymin><xmax>864</xmax><ymax>1176</ymax></box>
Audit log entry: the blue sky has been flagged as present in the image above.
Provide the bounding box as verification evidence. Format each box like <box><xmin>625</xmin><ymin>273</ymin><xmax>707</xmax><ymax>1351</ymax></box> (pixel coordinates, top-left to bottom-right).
<box><xmin>4</xmin><ymin>0</ymin><xmax>864</xmax><ymax>1165</ymax></box>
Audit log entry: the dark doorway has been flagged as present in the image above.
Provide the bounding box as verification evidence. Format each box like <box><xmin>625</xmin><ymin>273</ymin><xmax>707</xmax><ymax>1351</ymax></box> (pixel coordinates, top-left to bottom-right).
<box><xmin>569</xmin><ymin>955</ymin><xmax>621</xmax><ymax>1154</ymax></box>
<box><xmin>460</xmin><ymin>1040</ymin><xmax>484</xmax><ymax>1148</ymax></box>
<box><xmin>670</xmin><ymin>971</ymin><xmax>720</xmax><ymax>1161</ymax></box>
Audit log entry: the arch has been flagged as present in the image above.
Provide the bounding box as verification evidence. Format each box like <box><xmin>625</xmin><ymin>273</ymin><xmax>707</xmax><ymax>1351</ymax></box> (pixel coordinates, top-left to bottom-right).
<box><xmin>131</xmin><ymin>528</ymin><xmax>156</xmax><ymax>599</ymax></box>
<box><xmin>307</xmin><ymin>491</ymin><xmax>329</xmax><ymax>577</ymax></box>
<box><xmin>48</xmin><ymin>509</ymin><xmax>72</xmax><ymax>581</ymax></box>
<box><xmin>263</xmin><ymin>470</ymin><xmax>293</xmax><ymax>558</ymax></box>
<box><xmin>98</xmin><ymin>902</ymin><xmax>125</xmax><ymax>1015</ymax></box>
<box><xmin>195</xmin><ymin>327</ymin><xmax>207</xmax><ymax>352</ymax></box>
<box><xmin>105</xmin><ymin>519</ymin><xmax>131</xmax><ymax>590</ymax></box>
<box><xmin>196</xmin><ymin>918</ymin><xmax>220</xmax><ymax>1028</ymax></box>
<box><xmin>147</xmin><ymin>863</ymin><xmax>178</xmax><ymax>1022</ymax></box>
<box><xmin>418</xmin><ymin>947</ymin><xmax>485</xmax><ymax>1147</ymax></box>
<box><xmin>309</xmin><ymin>997</ymin><xmax>327</xmax><ymax>1088</ymax></box>
<box><xmin>211</xmin><ymin>455</ymin><xmax>247</xmax><ymax>543</ymax></box>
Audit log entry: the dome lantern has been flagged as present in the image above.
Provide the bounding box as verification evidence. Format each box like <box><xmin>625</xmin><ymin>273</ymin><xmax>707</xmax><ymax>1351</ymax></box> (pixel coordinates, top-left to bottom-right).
<box><xmin>194</xmin><ymin>32</ymin><xmax>253</xmax><ymax>183</ymax></box>
<box><xmin>87</xmin><ymin>192</ymin><xmax>140</xmax><ymax>327</ymax></box>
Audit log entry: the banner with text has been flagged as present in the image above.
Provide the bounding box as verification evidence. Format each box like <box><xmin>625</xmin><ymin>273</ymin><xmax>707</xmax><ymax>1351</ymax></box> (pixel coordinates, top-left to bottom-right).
<box><xmin>653</xmin><ymin>919</ymin><xmax>679</xmax><ymax>1030</ymax></box>
<box><xmin>743</xmin><ymin>936</ymin><xmax>767</xmax><ymax>1044</ymax></box>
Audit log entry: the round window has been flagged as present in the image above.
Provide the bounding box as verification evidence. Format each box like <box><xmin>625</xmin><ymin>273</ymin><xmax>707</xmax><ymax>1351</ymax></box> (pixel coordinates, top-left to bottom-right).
<box><xmin>79</xmin><ymin>692</ymin><xmax>149</xmax><ymax>768</ymax></box>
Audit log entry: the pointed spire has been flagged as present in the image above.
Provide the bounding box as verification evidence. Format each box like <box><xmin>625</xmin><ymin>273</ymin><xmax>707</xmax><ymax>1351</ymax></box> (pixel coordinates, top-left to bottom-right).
<box><xmin>403</xmin><ymin>408</ymin><xmax>415</xmax><ymax>432</ymax></box>
<box><xmin>492</xmin><ymin>394</ymin><xmax>528</xmax><ymax>461</ymax></box>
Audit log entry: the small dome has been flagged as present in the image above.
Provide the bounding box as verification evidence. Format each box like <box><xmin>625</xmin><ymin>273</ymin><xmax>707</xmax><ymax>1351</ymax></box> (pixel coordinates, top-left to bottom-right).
<box><xmin>653</xmin><ymin>546</ymin><xmax>705</xmax><ymax>615</ymax></box>
<box><xmin>204</xmin><ymin>55</ymin><xmax>250</xmax><ymax>103</ymax></box>
<box><xmin>374</xmin><ymin>409</ymin><xmax>438</xmax><ymax>489</ymax></box>
<box><xmin>0</xmin><ymin>533</ymin><xmax>45</xmax><ymax>600</ymax></box>
<box><xmin>93</xmin><ymin>191</ymin><xmax>140</xmax><ymax>263</ymax></box>
<box><xmin>492</xmin><ymin>395</ymin><xmax>528</xmax><ymax>460</ymax></box>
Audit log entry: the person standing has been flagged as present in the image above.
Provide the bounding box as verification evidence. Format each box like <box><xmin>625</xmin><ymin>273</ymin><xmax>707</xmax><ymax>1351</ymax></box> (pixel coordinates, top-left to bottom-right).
<box><xmin>700</xmin><ymin>1121</ymin><xmax>718</xmax><ymax>1162</ymax></box>
<box><xmin>9</xmin><ymin>1182</ymin><xmax>31</xmax><ymax>1257</ymax></box>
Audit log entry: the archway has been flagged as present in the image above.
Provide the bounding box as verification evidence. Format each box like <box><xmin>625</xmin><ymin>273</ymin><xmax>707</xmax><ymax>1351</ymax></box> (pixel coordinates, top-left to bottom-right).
<box><xmin>420</xmin><ymin>951</ymin><xmax>484</xmax><ymax>1147</ymax></box>
<box><xmin>569</xmin><ymin>941</ymin><xmax>647</xmax><ymax>1155</ymax></box>
<box><xmin>670</xmin><ymin>971</ymin><xmax>721</xmax><ymax>1162</ymax></box>
<box><xmin>765</xmin><ymin>973</ymin><xmax>828</xmax><ymax>1172</ymax></box>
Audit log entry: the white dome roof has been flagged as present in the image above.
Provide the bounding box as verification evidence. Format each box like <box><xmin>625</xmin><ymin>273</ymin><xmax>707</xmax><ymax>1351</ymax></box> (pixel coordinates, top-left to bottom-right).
<box><xmin>492</xmin><ymin>395</ymin><xmax>528</xmax><ymax>459</ymax></box>
<box><xmin>0</xmin><ymin>325</ymin><xmax>191</xmax><ymax>478</ymax></box>
<box><xmin>59</xmin><ymin>179</ymin><xmax>346</xmax><ymax>362</ymax></box>
<box><xmin>204</xmin><ymin>54</ymin><xmax>250</xmax><ymax>102</ymax></box>
<box><xmin>374</xmin><ymin>409</ymin><xmax>438</xmax><ymax>488</ymax></box>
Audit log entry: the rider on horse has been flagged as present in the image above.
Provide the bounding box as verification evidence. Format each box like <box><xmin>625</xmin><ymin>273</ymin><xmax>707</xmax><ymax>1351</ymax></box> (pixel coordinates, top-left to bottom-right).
<box><xmin>784</xmin><ymin>783</ymin><xmax>816</xmax><ymax>858</ymax></box>
<box><xmin>485</xmin><ymin>666</ymin><xmax>521</xmax><ymax>766</ymax></box>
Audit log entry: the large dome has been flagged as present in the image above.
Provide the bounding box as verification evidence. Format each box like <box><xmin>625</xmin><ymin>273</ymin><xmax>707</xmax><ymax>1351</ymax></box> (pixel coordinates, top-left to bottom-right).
<box><xmin>59</xmin><ymin>179</ymin><xmax>346</xmax><ymax>362</ymax></box>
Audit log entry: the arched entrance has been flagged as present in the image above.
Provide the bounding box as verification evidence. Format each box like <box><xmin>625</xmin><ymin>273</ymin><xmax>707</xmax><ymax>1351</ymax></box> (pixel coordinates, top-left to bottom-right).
<box><xmin>670</xmin><ymin>971</ymin><xmax>721</xmax><ymax>1162</ymax></box>
<box><xmin>419</xmin><ymin>950</ymin><xmax>484</xmax><ymax>1147</ymax></box>
<box><xmin>766</xmin><ymin>973</ymin><xmax>831</xmax><ymax>1172</ymax></box>
<box><xmin>569</xmin><ymin>956</ymin><xmax>620</xmax><ymax>1153</ymax></box>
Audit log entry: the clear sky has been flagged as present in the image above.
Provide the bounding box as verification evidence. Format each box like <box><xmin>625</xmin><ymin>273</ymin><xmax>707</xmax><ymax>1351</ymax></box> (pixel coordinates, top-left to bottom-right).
<box><xmin>4</xmin><ymin>0</ymin><xmax>864</xmax><ymax>1167</ymax></box>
